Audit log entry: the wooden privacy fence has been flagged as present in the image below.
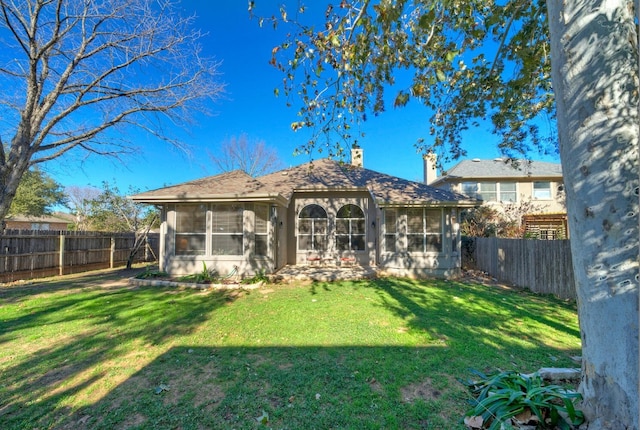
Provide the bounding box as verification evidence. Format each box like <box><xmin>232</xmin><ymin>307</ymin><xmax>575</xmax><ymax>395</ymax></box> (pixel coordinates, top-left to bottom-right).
<box><xmin>464</xmin><ymin>237</ymin><xmax>576</xmax><ymax>300</ymax></box>
<box><xmin>0</xmin><ymin>230</ymin><xmax>159</xmax><ymax>283</ymax></box>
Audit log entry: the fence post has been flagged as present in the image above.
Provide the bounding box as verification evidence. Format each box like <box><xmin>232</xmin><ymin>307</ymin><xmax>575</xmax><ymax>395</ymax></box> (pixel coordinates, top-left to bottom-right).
<box><xmin>59</xmin><ymin>233</ymin><xmax>65</xmax><ymax>276</ymax></box>
<box><xmin>110</xmin><ymin>236</ymin><xmax>115</xmax><ymax>269</ymax></box>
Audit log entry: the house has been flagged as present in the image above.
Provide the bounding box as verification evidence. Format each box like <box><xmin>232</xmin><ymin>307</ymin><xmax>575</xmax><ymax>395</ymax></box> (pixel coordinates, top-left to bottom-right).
<box><xmin>425</xmin><ymin>156</ymin><xmax>568</xmax><ymax>238</ymax></box>
<box><xmin>4</xmin><ymin>213</ymin><xmax>74</xmax><ymax>231</ymax></box>
<box><xmin>130</xmin><ymin>149</ymin><xmax>476</xmax><ymax>279</ymax></box>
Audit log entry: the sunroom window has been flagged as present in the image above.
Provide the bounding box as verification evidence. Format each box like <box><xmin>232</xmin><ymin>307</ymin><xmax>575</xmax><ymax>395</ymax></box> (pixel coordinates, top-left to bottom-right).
<box><xmin>175</xmin><ymin>204</ymin><xmax>207</xmax><ymax>255</ymax></box>
<box><xmin>407</xmin><ymin>208</ymin><xmax>442</xmax><ymax>253</ymax></box>
<box><xmin>211</xmin><ymin>204</ymin><xmax>243</xmax><ymax>255</ymax></box>
<box><xmin>336</xmin><ymin>204</ymin><xmax>365</xmax><ymax>251</ymax></box>
<box><xmin>383</xmin><ymin>208</ymin><xmax>398</xmax><ymax>253</ymax></box>
<box><xmin>254</xmin><ymin>205</ymin><xmax>269</xmax><ymax>256</ymax></box>
<box><xmin>298</xmin><ymin>204</ymin><xmax>328</xmax><ymax>251</ymax></box>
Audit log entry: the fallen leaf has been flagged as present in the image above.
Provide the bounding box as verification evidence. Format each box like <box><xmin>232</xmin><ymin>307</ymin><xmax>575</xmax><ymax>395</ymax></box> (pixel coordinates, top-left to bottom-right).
<box><xmin>256</xmin><ymin>410</ymin><xmax>269</xmax><ymax>424</ymax></box>
<box><xmin>464</xmin><ymin>415</ymin><xmax>483</xmax><ymax>429</ymax></box>
<box><xmin>154</xmin><ymin>384</ymin><xmax>170</xmax><ymax>395</ymax></box>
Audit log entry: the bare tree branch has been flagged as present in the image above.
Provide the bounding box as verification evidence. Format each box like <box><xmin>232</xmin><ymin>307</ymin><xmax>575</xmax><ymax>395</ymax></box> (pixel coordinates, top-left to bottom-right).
<box><xmin>0</xmin><ymin>0</ymin><xmax>224</xmax><ymax>221</ymax></box>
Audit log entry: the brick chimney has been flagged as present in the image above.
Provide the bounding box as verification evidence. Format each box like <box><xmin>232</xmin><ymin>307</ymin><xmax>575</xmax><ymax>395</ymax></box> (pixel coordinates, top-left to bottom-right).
<box><xmin>423</xmin><ymin>152</ymin><xmax>437</xmax><ymax>184</ymax></box>
<box><xmin>351</xmin><ymin>146</ymin><xmax>363</xmax><ymax>167</ymax></box>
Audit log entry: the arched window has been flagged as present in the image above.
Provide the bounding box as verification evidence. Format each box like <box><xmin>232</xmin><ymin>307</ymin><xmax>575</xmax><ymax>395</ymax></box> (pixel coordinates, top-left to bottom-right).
<box><xmin>336</xmin><ymin>204</ymin><xmax>365</xmax><ymax>251</ymax></box>
<box><xmin>298</xmin><ymin>204</ymin><xmax>328</xmax><ymax>251</ymax></box>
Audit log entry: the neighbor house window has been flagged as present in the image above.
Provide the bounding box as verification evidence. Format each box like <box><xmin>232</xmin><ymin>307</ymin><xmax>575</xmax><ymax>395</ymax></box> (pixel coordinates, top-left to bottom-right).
<box><xmin>175</xmin><ymin>204</ymin><xmax>207</xmax><ymax>255</ymax></box>
<box><xmin>500</xmin><ymin>182</ymin><xmax>517</xmax><ymax>202</ymax></box>
<box><xmin>336</xmin><ymin>204</ymin><xmax>365</xmax><ymax>251</ymax></box>
<box><xmin>384</xmin><ymin>208</ymin><xmax>398</xmax><ymax>253</ymax></box>
<box><xmin>254</xmin><ymin>205</ymin><xmax>269</xmax><ymax>256</ymax></box>
<box><xmin>461</xmin><ymin>182</ymin><xmax>478</xmax><ymax>198</ymax></box>
<box><xmin>533</xmin><ymin>181</ymin><xmax>552</xmax><ymax>199</ymax></box>
<box><xmin>298</xmin><ymin>204</ymin><xmax>328</xmax><ymax>251</ymax></box>
<box><xmin>407</xmin><ymin>208</ymin><xmax>442</xmax><ymax>253</ymax></box>
<box><xmin>211</xmin><ymin>204</ymin><xmax>243</xmax><ymax>255</ymax></box>
<box><xmin>463</xmin><ymin>182</ymin><xmax>516</xmax><ymax>203</ymax></box>
<box><xmin>478</xmin><ymin>182</ymin><xmax>497</xmax><ymax>202</ymax></box>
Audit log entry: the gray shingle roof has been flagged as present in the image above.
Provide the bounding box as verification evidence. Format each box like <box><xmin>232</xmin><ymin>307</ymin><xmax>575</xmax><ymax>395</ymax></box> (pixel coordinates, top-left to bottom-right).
<box><xmin>438</xmin><ymin>159</ymin><xmax>562</xmax><ymax>181</ymax></box>
<box><xmin>131</xmin><ymin>158</ymin><xmax>475</xmax><ymax>206</ymax></box>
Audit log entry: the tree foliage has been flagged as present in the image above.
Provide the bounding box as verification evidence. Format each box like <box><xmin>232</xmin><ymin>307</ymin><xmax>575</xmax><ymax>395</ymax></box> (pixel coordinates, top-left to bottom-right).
<box><xmin>84</xmin><ymin>182</ymin><xmax>159</xmax><ymax>268</ymax></box>
<box><xmin>208</xmin><ymin>134</ymin><xmax>284</xmax><ymax>177</ymax></box>
<box><xmin>0</xmin><ymin>0</ymin><xmax>224</xmax><ymax>222</ymax></box>
<box><xmin>8</xmin><ymin>168</ymin><xmax>66</xmax><ymax>217</ymax></box>
<box><xmin>253</xmin><ymin>0</ymin><xmax>555</xmax><ymax>163</ymax></box>
<box><xmin>85</xmin><ymin>182</ymin><xmax>158</xmax><ymax>233</ymax></box>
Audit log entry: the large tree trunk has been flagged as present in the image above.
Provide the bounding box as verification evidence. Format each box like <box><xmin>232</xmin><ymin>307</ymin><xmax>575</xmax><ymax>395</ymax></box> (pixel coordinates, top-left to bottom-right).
<box><xmin>547</xmin><ymin>0</ymin><xmax>639</xmax><ymax>428</ymax></box>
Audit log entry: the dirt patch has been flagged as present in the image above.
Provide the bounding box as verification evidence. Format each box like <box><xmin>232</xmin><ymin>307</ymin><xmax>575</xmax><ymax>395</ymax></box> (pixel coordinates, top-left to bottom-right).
<box><xmin>400</xmin><ymin>378</ymin><xmax>441</xmax><ymax>403</ymax></box>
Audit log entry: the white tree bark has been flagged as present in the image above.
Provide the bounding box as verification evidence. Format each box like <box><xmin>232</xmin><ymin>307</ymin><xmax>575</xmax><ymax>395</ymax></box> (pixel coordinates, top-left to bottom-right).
<box><xmin>547</xmin><ymin>0</ymin><xmax>639</xmax><ymax>427</ymax></box>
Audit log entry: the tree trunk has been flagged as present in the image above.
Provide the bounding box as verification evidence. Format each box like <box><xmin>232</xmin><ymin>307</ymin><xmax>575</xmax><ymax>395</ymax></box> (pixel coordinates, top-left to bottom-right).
<box><xmin>547</xmin><ymin>0</ymin><xmax>639</xmax><ymax>428</ymax></box>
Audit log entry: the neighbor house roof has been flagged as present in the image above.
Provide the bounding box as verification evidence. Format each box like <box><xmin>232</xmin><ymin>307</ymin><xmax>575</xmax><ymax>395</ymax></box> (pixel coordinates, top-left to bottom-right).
<box><xmin>130</xmin><ymin>158</ymin><xmax>476</xmax><ymax>207</ymax></box>
<box><xmin>431</xmin><ymin>158</ymin><xmax>562</xmax><ymax>186</ymax></box>
<box><xmin>5</xmin><ymin>213</ymin><xmax>74</xmax><ymax>224</ymax></box>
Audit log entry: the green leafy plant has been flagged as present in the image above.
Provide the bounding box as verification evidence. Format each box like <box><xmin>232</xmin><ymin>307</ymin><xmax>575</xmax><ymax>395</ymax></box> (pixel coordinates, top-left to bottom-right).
<box><xmin>178</xmin><ymin>262</ymin><xmax>219</xmax><ymax>284</ymax></box>
<box><xmin>460</xmin><ymin>369</ymin><xmax>584</xmax><ymax>430</ymax></box>
<box><xmin>241</xmin><ymin>269</ymin><xmax>269</xmax><ymax>284</ymax></box>
<box><xmin>135</xmin><ymin>266</ymin><xmax>169</xmax><ymax>279</ymax></box>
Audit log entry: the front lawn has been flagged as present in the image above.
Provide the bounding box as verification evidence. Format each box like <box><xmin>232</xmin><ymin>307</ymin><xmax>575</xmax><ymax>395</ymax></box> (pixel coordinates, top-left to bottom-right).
<box><xmin>0</xmin><ymin>269</ymin><xmax>581</xmax><ymax>429</ymax></box>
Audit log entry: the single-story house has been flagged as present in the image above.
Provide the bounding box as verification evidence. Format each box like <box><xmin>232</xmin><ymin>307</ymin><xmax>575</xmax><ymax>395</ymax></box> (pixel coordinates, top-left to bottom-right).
<box><xmin>130</xmin><ymin>149</ymin><xmax>476</xmax><ymax>278</ymax></box>
<box><xmin>4</xmin><ymin>213</ymin><xmax>74</xmax><ymax>231</ymax></box>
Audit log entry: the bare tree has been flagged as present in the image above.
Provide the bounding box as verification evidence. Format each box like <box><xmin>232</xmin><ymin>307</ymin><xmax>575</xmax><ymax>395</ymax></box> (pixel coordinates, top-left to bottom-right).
<box><xmin>0</xmin><ymin>0</ymin><xmax>224</xmax><ymax>223</ymax></box>
<box><xmin>208</xmin><ymin>134</ymin><xmax>284</xmax><ymax>177</ymax></box>
<box><xmin>65</xmin><ymin>185</ymin><xmax>101</xmax><ymax>231</ymax></box>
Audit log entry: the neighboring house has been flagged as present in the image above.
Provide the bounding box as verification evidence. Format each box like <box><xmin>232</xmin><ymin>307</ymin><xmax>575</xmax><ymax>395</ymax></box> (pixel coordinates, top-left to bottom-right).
<box><xmin>130</xmin><ymin>149</ymin><xmax>476</xmax><ymax>279</ymax></box>
<box><xmin>4</xmin><ymin>213</ymin><xmax>74</xmax><ymax>231</ymax></box>
<box><xmin>425</xmin><ymin>156</ymin><xmax>568</xmax><ymax>238</ymax></box>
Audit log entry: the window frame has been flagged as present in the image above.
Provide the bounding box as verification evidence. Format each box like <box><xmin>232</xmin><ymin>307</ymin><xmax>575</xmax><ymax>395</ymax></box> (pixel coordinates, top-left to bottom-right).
<box><xmin>175</xmin><ymin>204</ymin><xmax>208</xmax><ymax>256</ymax></box>
<box><xmin>383</xmin><ymin>208</ymin><xmax>398</xmax><ymax>253</ymax></box>
<box><xmin>406</xmin><ymin>208</ymin><xmax>443</xmax><ymax>253</ymax></box>
<box><xmin>297</xmin><ymin>204</ymin><xmax>328</xmax><ymax>252</ymax></box>
<box><xmin>335</xmin><ymin>204</ymin><xmax>366</xmax><ymax>251</ymax></box>
<box><xmin>210</xmin><ymin>204</ymin><xmax>244</xmax><ymax>256</ymax></box>
<box><xmin>533</xmin><ymin>181</ymin><xmax>552</xmax><ymax>200</ymax></box>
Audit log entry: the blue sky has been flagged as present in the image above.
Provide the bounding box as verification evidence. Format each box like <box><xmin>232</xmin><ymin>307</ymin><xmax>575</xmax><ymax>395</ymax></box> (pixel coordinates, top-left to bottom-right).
<box><xmin>45</xmin><ymin>1</ymin><xmax>559</xmax><ymax>195</ymax></box>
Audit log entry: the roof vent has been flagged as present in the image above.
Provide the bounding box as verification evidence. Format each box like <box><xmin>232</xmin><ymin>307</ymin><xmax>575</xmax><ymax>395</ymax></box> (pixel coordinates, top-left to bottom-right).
<box><xmin>493</xmin><ymin>157</ymin><xmax>503</xmax><ymax>162</ymax></box>
<box><xmin>472</xmin><ymin>158</ymin><xmax>481</xmax><ymax>162</ymax></box>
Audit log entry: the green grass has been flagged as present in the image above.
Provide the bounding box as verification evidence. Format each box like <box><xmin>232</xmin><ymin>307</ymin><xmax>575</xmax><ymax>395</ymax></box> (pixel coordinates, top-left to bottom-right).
<box><xmin>0</xmin><ymin>269</ymin><xmax>581</xmax><ymax>429</ymax></box>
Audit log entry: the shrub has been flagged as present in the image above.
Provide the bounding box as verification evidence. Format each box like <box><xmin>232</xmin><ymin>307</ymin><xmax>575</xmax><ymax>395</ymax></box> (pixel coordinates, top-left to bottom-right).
<box><xmin>460</xmin><ymin>369</ymin><xmax>584</xmax><ymax>430</ymax></box>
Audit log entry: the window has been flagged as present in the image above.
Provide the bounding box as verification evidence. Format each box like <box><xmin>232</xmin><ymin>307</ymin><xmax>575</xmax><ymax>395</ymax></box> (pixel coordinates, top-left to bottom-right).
<box><xmin>463</xmin><ymin>182</ymin><xmax>517</xmax><ymax>203</ymax></box>
<box><xmin>336</xmin><ymin>204</ymin><xmax>365</xmax><ymax>251</ymax></box>
<box><xmin>478</xmin><ymin>182</ymin><xmax>497</xmax><ymax>202</ymax></box>
<box><xmin>384</xmin><ymin>208</ymin><xmax>398</xmax><ymax>253</ymax></box>
<box><xmin>211</xmin><ymin>204</ymin><xmax>243</xmax><ymax>255</ymax></box>
<box><xmin>461</xmin><ymin>182</ymin><xmax>478</xmax><ymax>198</ymax></box>
<box><xmin>175</xmin><ymin>204</ymin><xmax>207</xmax><ymax>255</ymax></box>
<box><xmin>407</xmin><ymin>208</ymin><xmax>442</xmax><ymax>253</ymax></box>
<box><xmin>298</xmin><ymin>204</ymin><xmax>328</xmax><ymax>251</ymax></box>
<box><xmin>254</xmin><ymin>205</ymin><xmax>269</xmax><ymax>256</ymax></box>
<box><xmin>533</xmin><ymin>181</ymin><xmax>552</xmax><ymax>199</ymax></box>
<box><xmin>500</xmin><ymin>182</ymin><xmax>517</xmax><ymax>202</ymax></box>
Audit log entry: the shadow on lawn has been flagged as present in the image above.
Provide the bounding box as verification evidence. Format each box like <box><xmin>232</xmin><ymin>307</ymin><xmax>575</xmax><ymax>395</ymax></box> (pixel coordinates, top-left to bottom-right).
<box><xmin>365</xmin><ymin>277</ymin><xmax>580</xmax><ymax>348</ymax></box>
<box><xmin>0</xmin><ymin>270</ymin><xmax>242</xmax><ymax>429</ymax></box>
<box><xmin>0</xmin><ymin>275</ymin><xmax>580</xmax><ymax>429</ymax></box>
<box><xmin>18</xmin><ymin>345</ymin><xmax>461</xmax><ymax>430</ymax></box>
